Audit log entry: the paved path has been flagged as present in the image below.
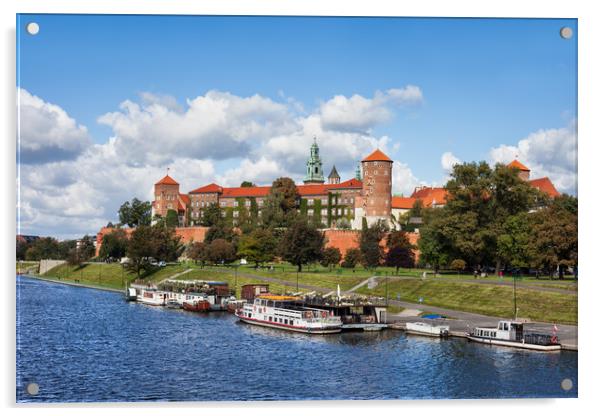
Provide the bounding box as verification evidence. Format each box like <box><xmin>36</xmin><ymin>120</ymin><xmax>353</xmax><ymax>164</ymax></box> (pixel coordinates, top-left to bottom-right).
<box><xmin>160</xmin><ymin>268</ymin><xmax>193</xmax><ymax>283</ymax></box>
<box><xmin>345</xmin><ymin>276</ymin><xmax>378</xmax><ymax>293</ymax></box>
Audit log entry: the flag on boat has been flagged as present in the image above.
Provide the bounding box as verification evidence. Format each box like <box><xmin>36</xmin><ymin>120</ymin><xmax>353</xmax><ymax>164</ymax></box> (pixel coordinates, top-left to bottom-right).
<box><xmin>553</xmin><ymin>324</ymin><xmax>558</xmax><ymax>332</ymax></box>
<box><xmin>337</xmin><ymin>284</ymin><xmax>341</xmax><ymax>299</ymax></box>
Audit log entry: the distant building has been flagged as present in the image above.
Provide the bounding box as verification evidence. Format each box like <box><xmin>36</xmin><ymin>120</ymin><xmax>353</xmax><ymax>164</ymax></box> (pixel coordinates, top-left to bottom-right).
<box><xmin>150</xmin><ymin>141</ymin><xmax>560</xmax><ymax>231</ymax></box>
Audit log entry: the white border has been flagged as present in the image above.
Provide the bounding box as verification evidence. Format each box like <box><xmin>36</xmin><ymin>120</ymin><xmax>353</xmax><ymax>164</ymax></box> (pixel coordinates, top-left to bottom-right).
<box><xmin>2</xmin><ymin>1</ymin><xmax>600</xmax><ymax>415</ymax></box>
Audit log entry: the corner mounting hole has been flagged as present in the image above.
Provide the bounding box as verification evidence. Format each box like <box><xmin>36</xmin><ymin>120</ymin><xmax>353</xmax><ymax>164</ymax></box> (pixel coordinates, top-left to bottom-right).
<box><xmin>26</xmin><ymin>22</ymin><xmax>40</xmax><ymax>36</ymax></box>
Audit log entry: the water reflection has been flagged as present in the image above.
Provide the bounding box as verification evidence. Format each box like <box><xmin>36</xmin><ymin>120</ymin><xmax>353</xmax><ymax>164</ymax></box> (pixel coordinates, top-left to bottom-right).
<box><xmin>17</xmin><ymin>276</ymin><xmax>577</xmax><ymax>402</ymax></box>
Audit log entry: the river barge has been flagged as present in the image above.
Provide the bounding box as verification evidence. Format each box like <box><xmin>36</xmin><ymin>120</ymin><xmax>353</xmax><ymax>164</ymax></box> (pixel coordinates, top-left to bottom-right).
<box><xmin>467</xmin><ymin>320</ymin><xmax>561</xmax><ymax>351</ymax></box>
<box><xmin>302</xmin><ymin>293</ymin><xmax>389</xmax><ymax>331</ymax></box>
<box><xmin>235</xmin><ymin>295</ymin><xmax>342</xmax><ymax>334</ymax></box>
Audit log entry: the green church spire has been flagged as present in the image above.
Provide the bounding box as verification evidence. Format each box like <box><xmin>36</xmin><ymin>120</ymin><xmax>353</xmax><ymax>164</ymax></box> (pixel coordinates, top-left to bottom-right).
<box><xmin>303</xmin><ymin>137</ymin><xmax>325</xmax><ymax>184</ymax></box>
<box><xmin>355</xmin><ymin>163</ymin><xmax>362</xmax><ymax>180</ymax></box>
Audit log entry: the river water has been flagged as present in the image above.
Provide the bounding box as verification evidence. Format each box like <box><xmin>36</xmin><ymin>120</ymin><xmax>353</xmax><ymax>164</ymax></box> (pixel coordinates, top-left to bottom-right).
<box><xmin>16</xmin><ymin>276</ymin><xmax>577</xmax><ymax>402</ymax></box>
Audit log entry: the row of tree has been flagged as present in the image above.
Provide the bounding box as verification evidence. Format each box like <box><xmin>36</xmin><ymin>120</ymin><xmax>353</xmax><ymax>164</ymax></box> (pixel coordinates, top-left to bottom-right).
<box><xmin>17</xmin><ymin>235</ymin><xmax>96</xmax><ymax>266</ymax></box>
<box><xmin>417</xmin><ymin>162</ymin><xmax>577</xmax><ymax>278</ymax></box>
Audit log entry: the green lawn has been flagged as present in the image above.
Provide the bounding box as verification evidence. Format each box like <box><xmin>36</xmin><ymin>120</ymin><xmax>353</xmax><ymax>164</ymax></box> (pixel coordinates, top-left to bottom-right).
<box><xmin>355</xmin><ymin>278</ymin><xmax>577</xmax><ymax>324</ymax></box>
<box><xmin>16</xmin><ymin>261</ymin><xmax>39</xmax><ymax>273</ymax></box>
<box><xmin>41</xmin><ymin>263</ymin><xmax>136</xmax><ymax>290</ymax></box>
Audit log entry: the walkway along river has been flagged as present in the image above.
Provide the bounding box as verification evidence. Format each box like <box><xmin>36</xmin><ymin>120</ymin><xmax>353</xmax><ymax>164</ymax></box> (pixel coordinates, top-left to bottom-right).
<box><xmin>16</xmin><ymin>275</ymin><xmax>577</xmax><ymax>402</ymax></box>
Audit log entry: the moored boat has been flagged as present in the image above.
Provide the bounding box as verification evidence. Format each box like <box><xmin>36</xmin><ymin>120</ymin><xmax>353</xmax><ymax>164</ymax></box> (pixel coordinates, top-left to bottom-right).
<box><xmin>405</xmin><ymin>322</ymin><xmax>450</xmax><ymax>337</ymax></box>
<box><xmin>124</xmin><ymin>287</ymin><xmax>137</xmax><ymax>301</ymax></box>
<box><xmin>137</xmin><ymin>288</ymin><xmax>168</xmax><ymax>306</ymax></box>
<box><xmin>183</xmin><ymin>299</ymin><xmax>211</xmax><ymax>312</ymax></box>
<box><xmin>235</xmin><ymin>295</ymin><xmax>342</xmax><ymax>334</ymax></box>
<box><xmin>467</xmin><ymin>320</ymin><xmax>561</xmax><ymax>351</ymax></box>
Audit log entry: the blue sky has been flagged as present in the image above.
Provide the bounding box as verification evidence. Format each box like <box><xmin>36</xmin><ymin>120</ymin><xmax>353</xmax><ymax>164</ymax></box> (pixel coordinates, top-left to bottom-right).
<box><xmin>16</xmin><ymin>15</ymin><xmax>577</xmax><ymax>238</ymax></box>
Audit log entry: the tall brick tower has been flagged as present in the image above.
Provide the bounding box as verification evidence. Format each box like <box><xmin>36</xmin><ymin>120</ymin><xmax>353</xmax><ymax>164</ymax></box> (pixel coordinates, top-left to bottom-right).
<box><xmin>507</xmin><ymin>159</ymin><xmax>531</xmax><ymax>181</ymax></box>
<box><xmin>360</xmin><ymin>149</ymin><xmax>393</xmax><ymax>225</ymax></box>
<box><xmin>152</xmin><ymin>172</ymin><xmax>181</xmax><ymax>220</ymax></box>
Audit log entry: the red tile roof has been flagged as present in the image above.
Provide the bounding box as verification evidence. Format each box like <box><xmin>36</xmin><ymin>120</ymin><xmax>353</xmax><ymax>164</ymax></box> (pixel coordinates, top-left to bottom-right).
<box><xmin>222</xmin><ymin>186</ymin><xmax>271</xmax><ymax>198</ymax></box>
<box><xmin>362</xmin><ymin>149</ymin><xmax>392</xmax><ymax>162</ymax></box>
<box><xmin>188</xmin><ymin>179</ymin><xmax>362</xmax><ymax>198</ymax></box>
<box><xmin>410</xmin><ymin>187</ymin><xmax>448</xmax><ymax>207</ymax></box>
<box><xmin>508</xmin><ymin>160</ymin><xmax>530</xmax><ymax>171</ymax></box>
<box><xmin>529</xmin><ymin>177</ymin><xmax>560</xmax><ymax>198</ymax></box>
<box><xmin>189</xmin><ymin>183</ymin><xmax>223</xmax><ymax>194</ymax></box>
<box><xmin>391</xmin><ymin>196</ymin><xmax>417</xmax><ymax>210</ymax></box>
<box><xmin>179</xmin><ymin>194</ymin><xmax>190</xmax><ymax>205</ymax></box>
<box><xmin>155</xmin><ymin>175</ymin><xmax>179</xmax><ymax>186</ymax></box>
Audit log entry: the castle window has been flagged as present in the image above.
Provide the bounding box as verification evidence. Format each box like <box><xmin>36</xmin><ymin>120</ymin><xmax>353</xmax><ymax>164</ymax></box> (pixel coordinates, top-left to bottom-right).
<box><xmin>321</xmin><ymin>209</ymin><xmax>327</xmax><ymax>216</ymax></box>
<box><xmin>157</xmin><ymin>195</ymin><xmax>161</xmax><ymax>200</ymax></box>
<box><xmin>258</xmin><ymin>199</ymin><xmax>263</xmax><ymax>206</ymax></box>
<box><xmin>308</xmin><ymin>209</ymin><xmax>314</xmax><ymax>216</ymax></box>
<box><xmin>308</xmin><ymin>199</ymin><xmax>314</xmax><ymax>206</ymax></box>
<box><xmin>167</xmin><ymin>203</ymin><xmax>173</xmax><ymax>209</ymax></box>
<box><xmin>233</xmin><ymin>211</ymin><xmax>239</xmax><ymax>218</ymax></box>
<box><xmin>245</xmin><ymin>200</ymin><xmax>251</xmax><ymax>207</ymax></box>
<box><xmin>314</xmin><ymin>167</ymin><xmax>318</xmax><ymax>174</ymax></box>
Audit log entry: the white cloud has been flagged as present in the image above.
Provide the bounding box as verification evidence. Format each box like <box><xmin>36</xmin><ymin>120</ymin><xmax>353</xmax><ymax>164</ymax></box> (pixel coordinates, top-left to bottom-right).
<box><xmin>20</xmin><ymin>87</ymin><xmax>425</xmax><ymax>238</ymax></box>
<box><xmin>489</xmin><ymin>122</ymin><xmax>577</xmax><ymax>194</ymax></box>
<box><xmin>441</xmin><ymin>151</ymin><xmax>461</xmax><ymax>174</ymax></box>
<box><xmin>392</xmin><ymin>160</ymin><xmax>422</xmax><ymax>196</ymax></box>
<box><xmin>319</xmin><ymin>86</ymin><xmax>423</xmax><ymax>133</ymax></box>
<box><xmin>18</xmin><ymin>88</ymin><xmax>92</xmax><ymax>164</ymax></box>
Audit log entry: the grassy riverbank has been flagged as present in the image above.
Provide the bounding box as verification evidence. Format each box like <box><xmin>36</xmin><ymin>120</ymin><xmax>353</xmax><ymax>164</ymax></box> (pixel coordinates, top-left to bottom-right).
<box><xmin>37</xmin><ymin>262</ymin><xmax>577</xmax><ymax>324</ymax></box>
<box><xmin>354</xmin><ymin>278</ymin><xmax>577</xmax><ymax>324</ymax></box>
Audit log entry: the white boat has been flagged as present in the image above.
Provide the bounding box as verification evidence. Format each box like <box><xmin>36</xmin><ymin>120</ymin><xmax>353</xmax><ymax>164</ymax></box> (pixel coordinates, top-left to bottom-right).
<box><xmin>137</xmin><ymin>288</ymin><xmax>168</xmax><ymax>306</ymax></box>
<box><xmin>467</xmin><ymin>320</ymin><xmax>561</xmax><ymax>351</ymax></box>
<box><xmin>124</xmin><ymin>287</ymin><xmax>137</xmax><ymax>301</ymax></box>
<box><xmin>405</xmin><ymin>322</ymin><xmax>450</xmax><ymax>337</ymax></box>
<box><xmin>235</xmin><ymin>295</ymin><xmax>342</xmax><ymax>334</ymax></box>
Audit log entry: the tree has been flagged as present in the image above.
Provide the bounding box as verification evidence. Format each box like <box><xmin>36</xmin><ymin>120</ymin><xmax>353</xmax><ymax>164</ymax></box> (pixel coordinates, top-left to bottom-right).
<box><xmin>165</xmin><ymin>209</ymin><xmax>179</xmax><ymax>228</ymax></box>
<box><xmin>528</xmin><ymin>201</ymin><xmax>577</xmax><ymax>279</ymax></box>
<box><xmin>320</xmin><ymin>247</ymin><xmax>342</xmax><ymax>270</ymax></box>
<box><xmin>207</xmin><ymin>239</ymin><xmax>237</xmax><ymax>264</ymax></box>
<box><xmin>186</xmin><ymin>241</ymin><xmax>208</xmax><ymax>266</ymax></box>
<box><xmin>204</xmin><ymin>224</ymin><xmax>237</xmax><ymax>244</ymax></box>
<box><xmin>125</xmin><ymin>225</ymin><xmax>183</xmax><ymax>275</ymax></box>
<box><xmin>240</xmin><ymin>181</ymin><xmax>255</xmax><ymax>187</ymax></box>
<box><xmin>385</xmin><ymin>230</ymin><xmax>415</xmax><ymax>273</ymax></box>
<box><xmin>409</xmin><ymin>199</ymin><xmax>424</xmax><ymax>218</ymax></box>
<box><xmin>201</xmin><ymin>202</ymin><xmax>222</xmax><ymax>227</ymax></box>
<box><xmin>118</xmin><ymin>198</ymin><xmax>152</xmax><ymax>227</ymax></box>
<box><xmin>342</xmin><ymin>248</ymin><xmax>362</xmax><ymax>269</ymax></box>
<box><xmin>237</xmin><ymin>229</ymin><xmax>277</xmax><ymax>266</ymax></box>
<box><xmin>99</xmin><ymin>229</ymin><xmax>128</xmax><ymax>260</ymax></box>
<box><xmin>450</xmin><ymin>259</ymin><xmax>466</xmax><ymax>276</ymax></box>
<box><xmin>262</xmin><ymin>177</ymin><xmax>299</xmax><ymax>227</ymax></box>
<box><xmin>359</xmin><ymin>220</ymin><xmax>388</xmax><ymax>269</ymax></box>
<box><xmin>280</xmin><ymin>220</ymin><xmax>325</xmax><ymax>272</ymax></box>
<box><xmin>496</xmin><ymin>212</ymin><xmax>532</xmax><ymax>269</ymax></box>
<box><xmin>25</xmin><ymin>237</ymin><xmax>60</xmax><ymax>260</ymax></box>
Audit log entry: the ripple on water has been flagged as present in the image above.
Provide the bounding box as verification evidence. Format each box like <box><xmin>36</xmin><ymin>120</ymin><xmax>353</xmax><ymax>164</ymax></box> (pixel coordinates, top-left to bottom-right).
<box><xmin>16</xmin><ymin>276</ymin><xmax>577</xmax><ymax>402</ymax></box>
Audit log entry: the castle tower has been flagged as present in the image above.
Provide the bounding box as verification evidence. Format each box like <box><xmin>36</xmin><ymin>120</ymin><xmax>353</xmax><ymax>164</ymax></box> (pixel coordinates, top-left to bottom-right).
<box><xmin>355</xmin><ymin>163</ymin><xmax>362</xmax><ymax>181</ymax></box>
<box><xmin>303</xmin><ymin>137</ymin><xmax>325</xmax><ymax>184</ymax></box>
<box><xmin>328</xmin><ymin>165</ymin><xmax>340</xmax><ymax>185</ymax></box>
<box><xmin>360</xmin><ymin>149</ymin><xmax>393</xmax><ymax>224</ymax></box>
<box><xmin>508</xmin><ymin>159</ymin><xmax>531</xmax><ymax>181</ymax></box>
<box><xmin>152</xmin><ymin>172</ymin><xmax>180</xmax><ymax>220</ymax></box>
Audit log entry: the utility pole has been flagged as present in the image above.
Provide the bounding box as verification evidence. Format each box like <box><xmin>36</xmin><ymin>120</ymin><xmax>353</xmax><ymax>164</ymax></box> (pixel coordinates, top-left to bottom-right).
<box><xmin>513</xmin><ymin>274</ymin><xmax>517</xmax><ymax>320</ymax></box>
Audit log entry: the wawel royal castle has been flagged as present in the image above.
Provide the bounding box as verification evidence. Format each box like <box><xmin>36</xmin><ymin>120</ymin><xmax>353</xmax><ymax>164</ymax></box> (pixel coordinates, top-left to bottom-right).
<box><xmin>150</xmin><ymin>139</ymin><xmax>560</xmax><ymax>230</ymax></box>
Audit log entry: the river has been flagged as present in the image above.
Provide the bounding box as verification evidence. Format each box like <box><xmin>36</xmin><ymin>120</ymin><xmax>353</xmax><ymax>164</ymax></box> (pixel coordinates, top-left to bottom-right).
<box><xmin>16</xmin><ymin>276</ymin><xmax>577</xmax><ymax>402</ymax></box>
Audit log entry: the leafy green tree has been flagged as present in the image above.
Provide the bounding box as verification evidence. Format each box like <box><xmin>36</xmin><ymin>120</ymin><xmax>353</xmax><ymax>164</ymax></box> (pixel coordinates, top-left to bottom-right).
<box><xmin>497</xmin><ymin>212</ymin><xmax>532</xmax><ymax>269</ymax></box>
<box><xmin>25</xmin><ymin>237</ymin><xmax>60</xmax><ymax>260</ymax></box>
<box><xmin>280</xmin><ymin>220</ymin><xmax>325</xmax><ymax>272</ymax></box>
<box><xmin>409</xmin><ymin>199</ymin><xmax>424</xmax><ymax>218</ymax></box>
<box><xmin>186</xmin><ymin>241</ymin><xmax>208</xmax><ymax>266</ymax></box>
<box><xmin>342</xmin><ymin>248</ymin><xmax>362</xmax><ymax>269</ymax></box>
<box><xmin>262</xmin><ymin>177</ymin><xmax>299</xmax><ymax>227</ymax></box>
<box><xmin>125</xmin><ymin>225</ymin><xmax>183</xmax><ymax>275</ymax></box>
<box><xmin>385</xmin><ymin>230</ymin><xmax>415</xmax><ymax>273</ymax></box>
<box><xmin>57</xmin><ymin>239</ymin><xmax>76</xmax><ymax>260</ymax></box>
<box><xmin>165</xmin><ymin>209</ymin><xmax>179</xmax><ymax>228</ymax></box>
<box><xmin>320</xmin><ymin>247</ymin><xmax>342</xmax><ymax>270</ymax></box>
<box><xmin>528</xmin><ymin>202</ymin><xmax>577</xmax><ymax>279</ymax></box>
<box><xmin>207</xmin><ymin>239</ymin><xmax>237</xmax><ymax>264</ymax></box>
<box><xmin>118</xmin><ymin>198</ymin><xmax>152</xmax><ymax>227</ymax></box>
<box><xmin>359</xmin><ymin>220</ymin><xmax>388</xmax><ymax>269</ymax></box>
<box><xmin>237</xmin><ymin>229</ymin><xmax>277</xmax><ymax>266</ymax></box>
<box><xmin>204</xmin><ymin>224</ymin><xmax>237</xmax><ymax>244</ymax></box>
<box><xmin>200</xmin><ymin>202</ymin><xmax>222</xmax><ymax>227</ymax></box>
<box><xmin>99</xmin><ymin>229</ymin><xmax>128</xmax><ymax>260</ymax></box>
<box><xmin>240</xmin><ymin>181</ymin><xmax>255</xmax><ymax>187</ymax></box>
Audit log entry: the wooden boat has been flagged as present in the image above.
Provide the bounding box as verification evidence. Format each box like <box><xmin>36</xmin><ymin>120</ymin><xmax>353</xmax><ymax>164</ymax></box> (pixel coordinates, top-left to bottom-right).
<box><xmin>467</xmin><ymin>320</ymin><xmax>561</xmax><ymax>351</ymax></box>
<box><xmin>405</xmin><ymin>322</ymin><xmax>450</xmax><ymax>337</ymax></box>
<box><xmin>235</xmin><ymin>295</ymin><xmax>342</xmax><ymax>334</ymax></box>
<box><xmin>183</xmin><ymin>299</ymin><xmax>211</xmax><ymax>312</ymax></box>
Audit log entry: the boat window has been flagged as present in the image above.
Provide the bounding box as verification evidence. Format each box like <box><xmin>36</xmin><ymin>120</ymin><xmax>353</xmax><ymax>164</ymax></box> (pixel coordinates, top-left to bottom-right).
<box><xmin>493</xmin><ymin>332</ymin><xmax>496</xmax><ymax>337</ymax></box>
<box><xmin>269</xmin><ymin>316</ymin><xmax>272</xmax><ymax>322</ymax></box>
<box><xmin>498</xmin><ymin>322</ymin><xmax>503</xmax><ymax>330</ymax></box>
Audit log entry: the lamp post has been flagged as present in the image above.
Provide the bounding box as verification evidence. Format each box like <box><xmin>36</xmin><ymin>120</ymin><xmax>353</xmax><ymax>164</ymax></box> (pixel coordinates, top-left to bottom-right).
<box><xmin>234</xmin><ymin>266</ymin><xmax>238</xmax><ymax>298</ymax></box>
<box><xmin>513</xmin><ymin>273</ymin><xmax>518</xmax><ymax>320</ymax></box>
<box><xmin>296</xmin><ymin>270</ymin><xmax>299</xmax><ymax>292</ymax></box>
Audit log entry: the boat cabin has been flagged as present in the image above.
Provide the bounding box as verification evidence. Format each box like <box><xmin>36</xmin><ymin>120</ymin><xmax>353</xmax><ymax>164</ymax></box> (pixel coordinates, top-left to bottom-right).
<box><xmin>472</xmin><ymin>321</ymin><xmax>524</xmax><ymax>341</ymax></box>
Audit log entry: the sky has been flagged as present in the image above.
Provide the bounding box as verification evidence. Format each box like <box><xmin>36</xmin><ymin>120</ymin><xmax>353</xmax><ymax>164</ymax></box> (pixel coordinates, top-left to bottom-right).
<box><xmin>16</xmin><ymin>15</ymin><xmax>577</xmax><ymax>239</ymax></box>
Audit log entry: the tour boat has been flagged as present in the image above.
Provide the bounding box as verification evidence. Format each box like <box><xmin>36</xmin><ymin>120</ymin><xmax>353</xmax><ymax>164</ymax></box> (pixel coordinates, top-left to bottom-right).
<box><xmin>405</xmin><ymin>322</ymin><xmax>450</xmax><ymax>337</ymax></box>
<box><xmin>467</xmin><ymin>320</ymin><xmax>561</xmax><ymax>351</ymax></box>
<box><xmin>235</xmin><ymin>295</ymin><xmax>343</xmax><ymax>334</ymax></box>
